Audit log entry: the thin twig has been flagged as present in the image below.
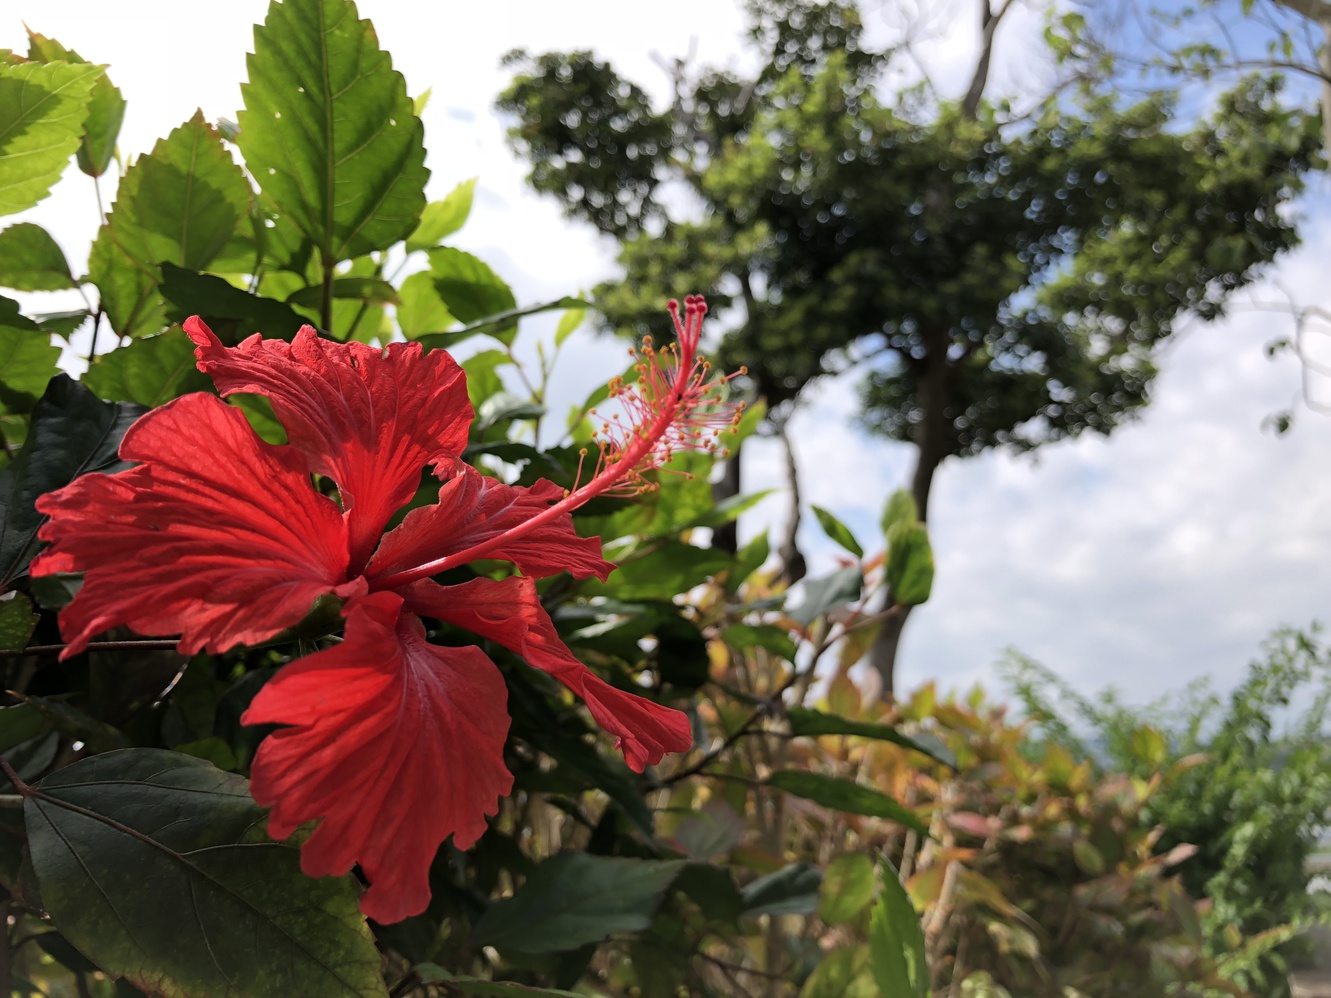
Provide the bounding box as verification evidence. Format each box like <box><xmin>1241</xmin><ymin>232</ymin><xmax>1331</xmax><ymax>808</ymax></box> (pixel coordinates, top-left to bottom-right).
<box><xmin>0</xmin><ymin>638</ymin><xmax>183</xmax><ymax>659</ymax></box>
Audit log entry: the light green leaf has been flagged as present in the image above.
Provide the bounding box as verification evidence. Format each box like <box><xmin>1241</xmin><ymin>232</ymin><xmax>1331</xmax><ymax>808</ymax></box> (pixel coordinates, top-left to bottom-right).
<box><xmin>239</xmin><ymin>0</ymin><xmax>428</xmax><ymax>263</ymax></box>
<box><xmin>25</xmin><ymin>749</ymin><xmax>387</xmax><ymax>998</ymax></box>
<box><xmin>414</xmin><ymin>967</ymin><xmax>581</xmax><ymax>997</ymax></box>
<box><xmin>869</xmin><ymin>859</ymin><xmax>930</xmax><ymax>997</ymax></box>
<box><xmin>412</xmin><ymin>87</ymin><xmax>432</xmax><ymax>116</ymax></box>
<box><xmin>396</xmin><ymin>269</ymin><xmax>454</xmax><ymax>339</ymax></box>
<box><xmin>88</xmin><ymin>111</ymin><xmax>252</xmax><ymax>338</ymax></box>
<box><xmin>886</xmin><ymin>521</ymin><xmax>934</xmax><ymax>606</ymax></box>
<box><xmin>0</xmin><ymin>224</ymin><xmax>76</xmax><ymax>291</ymax></box>
<box><xmin>82</xmin><ymin>329</ymin><xmax>212</xmax><ymax>407</ymax></box>
<box><xmin>25</xmin><ymin>30</ymin><xmax>125</xmax><ymax>178</ymax></box>
<box><xmin>786</xmin><ymin>706</ymin><xmax>957</xmax><ymax>768</ymax></box>
<box><xmin>427</xmin><ymin>247</ymin><xmax>517</xmax><ymax>342</ymax></box>
<box><xmin>812</xmin><ymin>504</ymin><xmax>864</xmax><ymax>558</ymax></box>
<box><xmin>0</xmin><ymin>61</ymin><xmax>100</xmax><ymax>216</ymax></box>
<box><xmin>406</xmin><ymin>177</ymin><xmax>476</xmax><ymax>252</ymax></box>
<box><xmin>800</xmin><ymin>946</ymin><xmax>879</xmax><ymax>998</ymax></box>
<box><xmin>471</xmin><ymin>852</ymin><xmax>684</xmax><ymax>954</ymax></box>
<box><xmin>767</xmin><ymin>771</ymin><xmax>928</xmax><ymax>837</ymax></box>
<box><xmin>819</xmin><ymin>853</ymin><xmax>876</xmax><ymax>925</ymax></box>
<box><xmin>0</xmin><ymin>297</ymin><xmax>59</xmax><ymax>414</ymax></box>
<box><xmin>554</xmin><ymin>304</ymin><xmax>585</xmax><ymax>346</ymax></box>
<box><xmin>880</xmin><ymin>488</ymin><xmax>918</xmax><ymax>537</ymax></box>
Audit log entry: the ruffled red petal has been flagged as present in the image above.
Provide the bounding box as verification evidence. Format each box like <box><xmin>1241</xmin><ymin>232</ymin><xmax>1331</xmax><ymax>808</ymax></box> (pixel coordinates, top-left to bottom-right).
<box><xmin>244</xmin><ymin>591</ymin><xmax>512</xmax><ymax>923</ymax></box>
<box><xmin>366</xmin><ymin>465</ymin><xmax>613</xmax><ymax>585</ymax></box>
<box><xmin>186</xmin><ymin>318</ymin><xmax>472</xmax><ymax>573</ymax></box>
<box><xmin>400</xmin><ymin>577</ymin><xmax>691</xmax><ymax>771</ymax></box>
<box><xmin>30</xmin><ymin>394</ymin><xmax>359</xmax><ymax>657</ymax></box>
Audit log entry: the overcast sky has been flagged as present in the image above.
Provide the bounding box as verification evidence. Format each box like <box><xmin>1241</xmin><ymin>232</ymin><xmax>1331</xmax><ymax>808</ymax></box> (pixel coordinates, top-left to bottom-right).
<box><xmin>5</xmin><ymin>0</ymin><xmax>1330</xmax><ymax>706</ymax></box>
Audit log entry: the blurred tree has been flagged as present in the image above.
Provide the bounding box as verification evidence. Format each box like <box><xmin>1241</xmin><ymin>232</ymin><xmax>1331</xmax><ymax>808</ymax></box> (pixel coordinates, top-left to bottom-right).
<box><xmin>498</xmin><ymin>0</ymin><xmax>1320</xmax><ymax>694</ymax></box>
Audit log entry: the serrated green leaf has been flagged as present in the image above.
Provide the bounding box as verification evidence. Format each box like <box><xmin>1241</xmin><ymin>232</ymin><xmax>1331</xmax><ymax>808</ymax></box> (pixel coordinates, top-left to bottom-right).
<box><xmin>471</xmin><ymin>852</ymin><xmax>684</xmax><ymax>954</ymax></box>
<box><xmin>239</xmin><ymin>0</ymin><xmax>428</xmax><ymax>264</ymax></box>
<box><xmin>554</xmin><ymin>305</ymin><xmax>585</xmax><ymax>346</ymax></box>
<box><xmin>869</xmin><ymin>859</ymin><xmax>930</xmax><ymax>997</ymax></box>
<box><xmin>25</xmin><ymin>749</ymin><xmax>387</xmax><ymax>998</ymax></box>
<box><xmin>88</xmin><ymin>111</ymin><xmax>252</xmax><ymax>338</ymax></box>
<box><xmin>0</xmin><ymin>592</ymin><xmax>38</xmax><ymax>652</ymax></box>
<box><xmin>0</xmin><ymin>61</ymin><xmax>100</xmax><ymax>216</ymax></box>
<box><xmin>818</xmin><ymin>853</ymin><xmax>876</xmax><ymax>925</ymax></box>
<box><xmin>812</xmin><ymin>504</ymin><xmax>864</xmax><ymax>558</ymax></box>
<box><xmin>83</xmin><ymin>329</ymin><xmax>212</xmax><ymax>407</ymax></box>
<box><xmin>24</xmin><ymin>30</ymin><xmax>125</xmax><ymax>178</ymax></box>
<box><xmin>886</xmin><ymin>522</ymin><xmax>934</xmax><ymax>606</ymax></box>
<box><xmin>0</xmin><ymin>223</ymin><xmax>75</xmax><ymax>291</ymax></box>
<box><xmin>786</xmin><ymin>706</ymin><xmax>957</xmax><ymax>768</ymax></box>
<box><xmin>0</xmin><ymin>296</ymin><xmax>59</xmax><ymax>414</ymax></box>
<box><xmin>0</xmin><ymin>375</ymin><xmax>145</xmax><ymax>588</ymax></box>
<box><xmin>406</xmin><ymin>177</ymin><xmax>476</xmax><ymax>251</ymax></box>
<box><xmin>396</xmin><ymin>269</ymin><xmax>454</xmax><ymax>338</ymax></box>
<box><xmin>427</xmin><ymin>247</ymin><xmax>517</xmax><ymax>342</ymax></box>
<box><xmin>767</xmin><ymin>771</ymin><xmax>928</xmax><ymax>836</ymax></box>
<box><xmin>788</xmin><ymin>566</ymin><xmax>862</xmax><ymax>626</ymax></box>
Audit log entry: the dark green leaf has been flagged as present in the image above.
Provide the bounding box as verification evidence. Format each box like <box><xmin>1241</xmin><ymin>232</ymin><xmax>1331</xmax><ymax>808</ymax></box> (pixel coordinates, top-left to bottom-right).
<box><xmin>729</xmin><ymin>531</ymin><xmax>770</xmax><ymax>592</ymax></box>
<box><xmin>427</xmin><ymin>248</ymin><xmax>518</xmax><ymax>343</ymax></box>
<box><xmin>11</xmin><ymin>694</ymin><xmax>130</xmax><ymax>754</ymax></box>
<box><xmin>239</xmin><ymin>0</ymin><xmax>428</xmax><ymax>263</ymax></box>
<box><xmin>414</xmin><ymin>966</ymin><xmax>581</xmax><ymax>998</ymax></box>
<box><xmin>722</xmin><ymin>623</ymin><xmax>797</xmax><ymax>662</ymax></box>
<box><xmin>0</xmin><ymin>296</ymin><xmax>60</xmax><ymax>414</ymax></box>
<box><xmin>0</xmin><ymin>591</ymin><xmax>38</xmax><ymax>652</ymax></box>
<box><xmin>786</xmin><ymin>706</ymin><xmax>957</xmax><ymax>768</ymax></box>
<box><xmin>0</xmin><ymin>223</ymin><xmax>76</xmax><ymax>290</ymax></box>
<box><xmin>788</xmin><ymin>566</ymin><xmax>863</xmax><ymax>626</ymax></box>
<box><xmin>83</xmin><ymin>329</ymin><xmax>212</xmax><ymax>407</ymax></box>
<box><xmin>0</xmin><ymin>60</ymin><xmax>100</xmax><ymax>216</ymax></box>
<box><xmin>406</xmin><ymin>177</ymin><xmax>477</xmax><ymax>251</ymax></box>
<box><xmin>869</xmin><ymin>859</ymin><xmax>929</xmax><ymax>998</ymax></box>
<box><xmin>741</xmin><ymin>862</ymin><xmax>822</xmax><ymax>917</ymax></box>
<box><xmin>159</xmin><ymin>263</ymin><xmax>309</xmax><ymax>343</ymax></box>
<box><xmin>286</xmin><ymin>276</ymin><xmax>401</xmax><ymax>309</ymax></box>
<box><xmin>818</xmin><ymin>853</ymin><xmax>876</xmax><ymax>925</ymax></box>
<box><xmin>475</xmin><ymin>392</ymin><xmax>545</xmax><ymax>431</ymax></box>
<box><xmin>886</xmin><ymin>522</ymin><xmax>933</xmax><ymax>606</ymax></box>
<box><xmin>25</xmin><ymin>749</ymin><xmax>386</xmax><ymax>997</ymax></box>
<box><xmin>675</xmin><ymin>864</ymin><xmax>745</xmax><ymax>924</ymax></box>
<box><xmin>767</xmin><ymin>771</ymin><xmax>928</xmax><ymax>837</ymax></box>
<box><xmin>800</xmin><ymin>946</ymin><xmax>878</xmax><ymax>998</ymax></box>
<box><xmin>471</xmin><ymin>852</ymin><xmax>683</xmax><ymax>954</ymax></box>
<box><xmin>88</xmin><ymin>111</ymin><xmax>252</xmax><ymax>338</ymax></box>
<box><xmin>0</xmin><ymin>704</ymin><xmax>48</xmax><ymax>754</ymax></box>
<box><xmin>24</xmin><ymin>30</ymin><xmax>125</xmax><ymax>178</ymax></box>
<box><xmin>811</xmin><ymin>505</ymin><xmax>864</xmax><ymax>558</ymax></box>
<box><xmin>32</xmin><ymin>309</ymin><xmax>88</xmax><ymax>337</ymax></box>
<box><xmin>0</xmin><ymin>375</ymin><xmax>145</xmax><ymax>588</ymax></box>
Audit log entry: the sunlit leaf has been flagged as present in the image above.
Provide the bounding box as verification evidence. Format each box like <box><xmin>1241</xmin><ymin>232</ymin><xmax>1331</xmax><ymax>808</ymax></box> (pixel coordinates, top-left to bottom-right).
<box><xmin>0</xmin><ymin>61</ymin><xmax>100</xmax><ymax>216</ymax></box>
<box><xmin>239</xmin><ymin>0</ymin><xmax>428</xmax><ymax>263</ymax></box>
<box><xmin>24</xmin><ymin>30</ymin><xmax>125</xmax><ymax>178</ymax></box>
<box><xmin>767</xmin><ymin>771</ymin><xmax>928</xmax><ymax>836</ymax></box>
<box><xmin>0</xmin><ymin>223</ymin><xmax>76</xmax><ymax>291</ymax></box>
<box><xmin>406</xmin><ymin>177</ymin><xmax>476</xmax><ymax>251</ymax></box>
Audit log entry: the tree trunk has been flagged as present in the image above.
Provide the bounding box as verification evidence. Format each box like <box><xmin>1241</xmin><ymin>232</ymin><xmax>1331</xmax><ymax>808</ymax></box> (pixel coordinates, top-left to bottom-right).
<box><xmin>776</xmin><ymin>426</ymin><xmax>807</xmax><ymax>584</ymax></box>
<box><xmin>711</xmin><ymin>446</ymin><xmax>741</xmax><ymax>555</ymax></box>
<box><xmin>867</xmin><ymin>334</ymin><xmax>953</xmax><ymax>696</ymax></box>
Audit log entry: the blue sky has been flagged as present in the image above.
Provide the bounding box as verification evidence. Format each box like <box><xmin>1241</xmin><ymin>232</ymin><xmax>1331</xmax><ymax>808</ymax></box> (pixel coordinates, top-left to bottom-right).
<box><xmin>6</xmin><ymin>0</ymin><xmax>1331</xmax><ymax>705</ymax></box>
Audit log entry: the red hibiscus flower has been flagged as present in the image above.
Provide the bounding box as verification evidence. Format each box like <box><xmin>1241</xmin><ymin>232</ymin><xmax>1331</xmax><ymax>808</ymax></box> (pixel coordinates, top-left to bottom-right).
<box><xmin>29</xmin><ymin>296</ymin><xmax>742</xmax><ymax>923</ymax></box>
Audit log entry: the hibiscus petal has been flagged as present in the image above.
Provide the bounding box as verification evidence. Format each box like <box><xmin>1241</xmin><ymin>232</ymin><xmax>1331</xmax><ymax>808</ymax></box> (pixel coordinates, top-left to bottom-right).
<box><xmin>186</xmin><ymin>317</ymin><xmax>472</xmax><ymax>573</ymax></box>
<box><xmin>30</xmin><ymin>393</ymin><xmax>358</xmax><ymax>657</ymax></box>
<box><xmin>400</xmin><ymin>577</ymin><xmax>691</xmax><ymax>771</ymax></box>
<box><xmin>244</xmin><ymin>590</ymin><xmax>512</xmax><ymax>924</ymax></box>
<box><xmin>366</xmin><ymin>464</ymin><xmax>613</xmax><ymax>585</ymax></box>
